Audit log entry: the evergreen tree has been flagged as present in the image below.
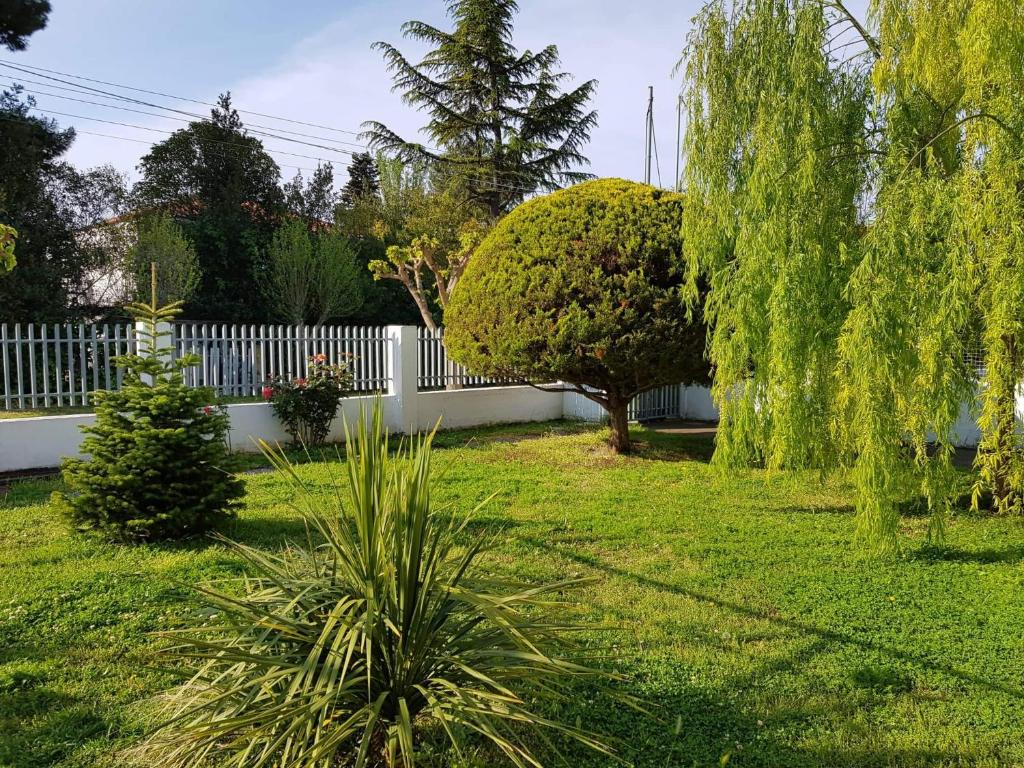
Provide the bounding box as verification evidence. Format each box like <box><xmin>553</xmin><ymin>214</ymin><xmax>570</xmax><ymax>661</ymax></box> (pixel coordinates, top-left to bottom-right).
<box><xmin>56</xmin><ymin>294</ymin><xmax>242</xmax><ymax>541</ymax></box>
<box><xmin>133</xmin><ymin>93</ymin><xmax>285</xmax><ymax>321</ymax></box>
<box><xmin>363</xmin><ymin>0</ymin><xmax>597</xmax><ymax>218</ymax></box>
<box><xmin>339</xmin><ymin>152</ymin><xmax>380</xmax><ymax>207</ymax></box>
<box><xmin>0</xmin><ymin>0</ymin><xmax>49</xmax><ymax>51</ymax></box>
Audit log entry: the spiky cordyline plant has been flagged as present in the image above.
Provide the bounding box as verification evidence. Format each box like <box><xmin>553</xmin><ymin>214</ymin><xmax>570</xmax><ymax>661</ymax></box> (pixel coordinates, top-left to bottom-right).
<box><xmin>138</xmin><ymin>403</ymin><xmax>617</xmax><ymax>767</ymax></box>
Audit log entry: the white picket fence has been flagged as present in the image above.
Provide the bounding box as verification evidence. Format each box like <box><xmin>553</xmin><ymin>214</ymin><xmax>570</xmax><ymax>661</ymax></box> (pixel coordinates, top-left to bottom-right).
<box><xmin>0</xmin><ymin>323</ymin><xmax>137</xmax><ymax>409</ymax></box>
<box><xmin>416</xmin><ymin>327</ymin><xmax>513</xmax><ymax>390</ymax></box>
<box><xmin>173</xmin><ymin>324</ymin><xmax>391</xmax><ymax>397</ymax></box>
<box><xmin>2</xmin><ymin>320</ymin><xmax>688</xmax><ymax>421</ymax></box>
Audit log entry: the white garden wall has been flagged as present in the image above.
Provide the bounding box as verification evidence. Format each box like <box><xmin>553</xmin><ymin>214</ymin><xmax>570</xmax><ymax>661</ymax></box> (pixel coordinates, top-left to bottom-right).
<box><xmin>1</xmin><ymin>323</ymin><xmax>1020</xmax><ymax>473</ymax></box>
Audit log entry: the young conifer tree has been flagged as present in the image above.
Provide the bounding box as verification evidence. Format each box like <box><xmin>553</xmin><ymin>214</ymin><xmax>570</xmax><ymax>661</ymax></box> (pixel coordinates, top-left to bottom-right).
<box><xmin>56</xmin><ymin>271</ymin><xmax>242</xmax><ymax>540</ymax></box>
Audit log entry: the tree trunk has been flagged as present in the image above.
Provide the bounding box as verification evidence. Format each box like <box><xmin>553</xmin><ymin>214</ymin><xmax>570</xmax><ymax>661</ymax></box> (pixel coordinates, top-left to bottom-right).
<box><xmin>606</xmin><ymin>396</ymin><xmax>631</xmax><ymax>454</ymax></box>
<box><xmin>990</xmin><ymin>332</ymin><xmax>1020</xmax><ymax>510</ymax></box>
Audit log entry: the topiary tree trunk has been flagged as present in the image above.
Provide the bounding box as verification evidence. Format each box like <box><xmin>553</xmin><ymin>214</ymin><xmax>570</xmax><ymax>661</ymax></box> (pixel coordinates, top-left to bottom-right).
<box><xmin>606</xmin><ymin>393</ymin><xmax>631</xmax><ymax>454</ymax></box>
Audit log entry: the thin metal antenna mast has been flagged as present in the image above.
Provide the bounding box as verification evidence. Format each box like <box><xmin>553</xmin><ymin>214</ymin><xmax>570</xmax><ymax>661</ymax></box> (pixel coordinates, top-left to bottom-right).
<box><xmin>644</xmin><ymin>86</ymin><xmax>654</xmax><ymax>184</ymax></box>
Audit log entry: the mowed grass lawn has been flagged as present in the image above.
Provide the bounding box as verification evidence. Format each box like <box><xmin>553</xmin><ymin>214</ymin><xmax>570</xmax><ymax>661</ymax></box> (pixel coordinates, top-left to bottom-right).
<box><xmin>2</xmin><ymin>421</ymin><xmax>1024</xmax><ymax>767</ymax></box>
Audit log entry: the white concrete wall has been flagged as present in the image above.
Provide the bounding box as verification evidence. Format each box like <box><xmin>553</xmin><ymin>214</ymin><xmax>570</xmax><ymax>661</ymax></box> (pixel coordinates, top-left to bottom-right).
<box><xmin>0</xmin><ymin>413</ymin><xmax>97</xmax><ymax>471</ymax></box>
<box><xmin>681</xmin><ymin>385</ymin><xmax>719</xmax><ymax>421</ymax></box>
<box><xmin>3</xmin><ymin>322</ymin><xmax>1019</xmax><ymax>473</ymax></box>
<box><xmin>416</xmin><ymin>385</ymin><xmax>563</xmax><ymax>431</ymax></box>
<box><xmin>0</xmin><ymin>388</ymin><xmax>564</xmax><ymax>473</ymax></box>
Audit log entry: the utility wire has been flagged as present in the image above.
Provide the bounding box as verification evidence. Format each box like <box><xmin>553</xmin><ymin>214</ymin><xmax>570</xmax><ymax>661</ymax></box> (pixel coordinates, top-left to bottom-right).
<box><xmin>7</xmin><ymin>77</ymin><xmax>370</xmax><ymax>151</ymax></box>
<box><xmin>0</xmin><ymin>113</ymin><xmax>323</xmax><ymax>174</ymax></box>
<box><xmin>1</xmin><ymin>61</ymin><xmax>547</xmax><ymax>196</ymax></box>
<box><xmin>0</xmin><ymin>58</ymin><xmax>365</xmax><ymax>137</ymax></box>
<box><xmin>1</xmin><ymin>63</ymin><xmax>365</xmax><ymax>157</ymax></box>
<box><xmin>3</xmin><ymin>110</ymin><xmax>543</xmax><ymax>196</ymax></box>
<box><xmin>11</xmin><ymin>83</ymin><xmax>368</xmax><ymax>154</ymax></box>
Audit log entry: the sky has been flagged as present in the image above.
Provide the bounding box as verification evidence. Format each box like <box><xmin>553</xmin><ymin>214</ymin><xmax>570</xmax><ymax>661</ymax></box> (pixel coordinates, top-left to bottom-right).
<box><xmin>2</xmin><ymin>0</ymin><xmax>869</xmax><ymax>189</ymax></box>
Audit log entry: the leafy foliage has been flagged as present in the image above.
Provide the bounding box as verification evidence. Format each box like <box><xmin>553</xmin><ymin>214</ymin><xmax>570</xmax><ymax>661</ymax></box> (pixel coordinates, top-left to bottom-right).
<box><xmin>445</xmin><ymin>178</ymin><xmax>709</xmax><ymax>453</ymax></box>
<box><xmin>0</xmin><ymin>89</ymin><xmax>126</xmax><ymax>320</ymax></box>
<box><xmin>127</xmin><ymin>213</ymin><xmax>199</xmax><ymax>305</ymax></box>
<box><xmin>283</xmin><ymin>162</ymin><xmax>337</xmax><ymax>223</ymax></box>
<box><xmin>343</xmin><ymin>154</ymin><xmax>486</xmax><ymax>328</ymax></box>
<box><xmin>363</xmin><ymin>0</ymin><xmax>597</xmax><ymax>217</ymax></box>
<box><xmin>0</xmin><ymin>0</ymin><xmax>49</xmax><ymax>51</ymax></box>
<box><xmin>133</xmin><ymin>93</ymin><xmax>285</xmax><ymax>322</ymax></box>
<box><xmin>54</xmin><ymin>297</ymin><xmax>242</xmax><ymax>541</ymax></box>
<box><xmin>267</xmin><ymin>354</ymin><xmax>354</xmax><ymax>446</ymax></box>
<box><xmin>682</xmin><ymin>0</ymin><xmax>1024</xmax><ymax>551</ymax></box>
<box><xmin>369</xmin><ymin>179</ymin><xmax>490</xmax><ymax>330</ymax></box>
<box><xmin>0</xmin><ymin>223</ymin><xmax>14</xmax><ymax>272</ymax></box>
<box><xmin>139</xmin><ymin>404</ymin><xmax>616</xmax><ymax>768</ymax></box>
<box><xmin>263</xmin><ymin>219</ymin><xmax>364</xmax><ymax>325</ymax></box>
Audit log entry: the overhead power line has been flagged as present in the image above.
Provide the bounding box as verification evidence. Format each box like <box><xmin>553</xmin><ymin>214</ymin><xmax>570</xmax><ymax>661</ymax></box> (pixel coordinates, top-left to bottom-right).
<box><xmin>1</xmin><ymin>60</ymin><xmax>556</xmax><ymax>197</ymax></box>
<box><xmin>1</xmin><ymin>109</ymin><xmax>543</xmax><ymax>196</ymax></box>
<box><xmin>7</xmin><ymin>77</ymin><xmax>370</xmax><ymax>151</ymax></box>
<box><xmin>12</xmin><ymin>84</ymin><xmax>366</xmax><ymax>156</ymax></box>
<box><xmin>0</xmin><ymin>58</ymin><xmax>365</xmax><ymax>137</ymax></box>
<box><xmin>0</xmin><ymin>62</ymin><xmax>365</xmax><ymax>157</ymax></box>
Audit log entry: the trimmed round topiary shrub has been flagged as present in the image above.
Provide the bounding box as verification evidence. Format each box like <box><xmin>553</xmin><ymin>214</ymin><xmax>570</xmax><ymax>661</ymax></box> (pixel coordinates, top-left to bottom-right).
<box><xmin>445</xmin><ymin>178</ymin><xmax>708</xmax><ymax>453</ymax></box>
<box><xmin>54</xmin><ymin>300</ymin><xmax>243</xmax><ymax>541</ymax></box>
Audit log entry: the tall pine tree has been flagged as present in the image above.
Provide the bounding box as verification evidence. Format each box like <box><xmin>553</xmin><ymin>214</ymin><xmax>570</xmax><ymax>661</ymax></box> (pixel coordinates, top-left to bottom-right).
<box><xmin>0</xmin><ymin>0</ymin><xmax>49</xmax><ymax>51</ymax></box>
<box><xmin>363</xmin><ymin>0</ymin><xmax>597</xmax><ymax>218</ymax></box>
<box><xmin>340</xmin><ymin>152</ymin><xmax>380</xmax><ymax>207</ymax></box>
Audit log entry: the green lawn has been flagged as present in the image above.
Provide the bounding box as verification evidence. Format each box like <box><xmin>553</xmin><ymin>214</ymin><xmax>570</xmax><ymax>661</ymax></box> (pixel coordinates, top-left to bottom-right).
<box><xmin>2</xmin><ymin>421</ymin><xmax>1023</xmax><ymax>767</ymax></box>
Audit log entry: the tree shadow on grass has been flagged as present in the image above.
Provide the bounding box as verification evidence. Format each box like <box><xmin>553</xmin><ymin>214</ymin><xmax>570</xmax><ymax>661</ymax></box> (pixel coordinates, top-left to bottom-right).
<box><xmin>0</xmin><ymin>657</ymin><xmax>114</xmax><ymax>768</ymax></box>
<box><xmin>531</xmin><ymin>637</ymin><xmax>981</xmax><ymax>768</ymax></box>
<box><xmin>523</xmin><ymin>537</ymin><xmax>1024</xmax><ymax>701</ymax></box>
<box><xmin>909</xmin><ymin>541</ymin><xmax>1024</xmax><ymax>565</ymax></box>
<box><xmin>0</xmin><ymin>477</ymin><xmax>60</xmax><ymax>510</ymax></box>
<box><xmin>628</xmin><ymin>429</ymin><xmax>717</xmax><ymax>464</ymax></box>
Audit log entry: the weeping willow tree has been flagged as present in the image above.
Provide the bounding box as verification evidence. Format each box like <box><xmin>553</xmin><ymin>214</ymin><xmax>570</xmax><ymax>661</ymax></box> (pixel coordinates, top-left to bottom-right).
<box><xmin>683</xmin><ymin>0</ymin><xmax>1024</xmax><ymax>552</ymax></box>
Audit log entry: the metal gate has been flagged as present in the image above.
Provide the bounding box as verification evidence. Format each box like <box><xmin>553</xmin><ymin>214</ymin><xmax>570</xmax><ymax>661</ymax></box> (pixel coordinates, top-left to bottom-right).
<box><xmin>627</xmin><ymin>384</ymin><xmax>681</xmax><ymax>422</ymax></box>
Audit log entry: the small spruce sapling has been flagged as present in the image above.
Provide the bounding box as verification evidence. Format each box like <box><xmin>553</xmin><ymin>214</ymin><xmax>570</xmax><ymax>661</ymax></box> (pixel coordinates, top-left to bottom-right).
<box><xmin>55</xmin><ymin>269</ymin><xmax>243</xmax><ymax>540</ymax></box>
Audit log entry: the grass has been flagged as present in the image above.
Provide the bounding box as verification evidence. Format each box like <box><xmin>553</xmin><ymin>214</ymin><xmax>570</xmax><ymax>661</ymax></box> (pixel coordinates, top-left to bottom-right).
<box><xmin>2</xmin><ymin>420</ymin><xmax>1024</xmax><ymax>767</ymax></box>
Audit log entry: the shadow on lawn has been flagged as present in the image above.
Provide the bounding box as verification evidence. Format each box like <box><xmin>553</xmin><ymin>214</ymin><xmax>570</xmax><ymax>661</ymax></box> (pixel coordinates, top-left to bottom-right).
<box><xmin>0</xmin><ymin>648</ymin><xmax>114</xmax><ymax>768</ymax></box>
<box><xmin>909</xmin><ymin>541</ymin><xmax>1024</xmax><ymax>565</ymax></box>
<box><xmin>524</xmin><ymin>537</ymin><xmax>1024</xmax><ymax>701</ymax></box>
<box><xmin>0</xmin><ymin>478</ymin><xmax>59</xmax><ymax>510</ymax></box>
<box><xmin>551</xmin><ymin>636</ymin><xmax>977</xmax><ymax>767</ymax></box>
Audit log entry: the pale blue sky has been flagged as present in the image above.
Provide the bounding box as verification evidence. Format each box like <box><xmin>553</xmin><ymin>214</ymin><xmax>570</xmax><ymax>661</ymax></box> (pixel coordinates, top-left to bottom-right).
<box><xmin>3</xmin><ymin>0</ymin><xmax>870</xmax><ymax>186</ymax></box>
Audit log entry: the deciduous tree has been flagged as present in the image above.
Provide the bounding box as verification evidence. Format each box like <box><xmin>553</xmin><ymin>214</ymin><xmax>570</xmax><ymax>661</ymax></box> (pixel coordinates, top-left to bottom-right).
<box><xmin>128</xmin><ymin>213</ymin><xmax>199</xmax><ymax>305</ymax></box>
<box><xmin>682</xmin><ymin>0</ymin><xmax>1024</xmax><ymax>551</ymax></box>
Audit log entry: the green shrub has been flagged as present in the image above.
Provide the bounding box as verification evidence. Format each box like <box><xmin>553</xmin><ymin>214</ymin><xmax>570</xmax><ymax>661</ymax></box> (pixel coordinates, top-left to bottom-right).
<box><xmin>139</xmin><ymin>402</ymin><xmax>617</xmax><ymax>767</ymax></box>
<box><xmin>267</xmin><ymin>353</ymin><xmax>354</xmax><ymax>446</ymax></box>
<box><xmin>445</xmin><ymin>178</ymin><xmax>709</xmax><ymax>453</ymax></box>
<box><xmin>55</xmin><ymin>299</ymin><xmax>242</xmax><ymax>541</ymax></box>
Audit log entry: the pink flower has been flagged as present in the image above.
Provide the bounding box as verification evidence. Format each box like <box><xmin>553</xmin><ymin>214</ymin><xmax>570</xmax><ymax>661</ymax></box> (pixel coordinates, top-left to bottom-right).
<box><xmin>203</xmin><ymin>406</ymin><xmax>213</xmax><ymax>415</ymax></box>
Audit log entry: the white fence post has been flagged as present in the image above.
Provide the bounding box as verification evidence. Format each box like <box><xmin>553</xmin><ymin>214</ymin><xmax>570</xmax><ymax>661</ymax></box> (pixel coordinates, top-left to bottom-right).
<box><xmin>387</xmin><ymin>325</ymin><xmax>419</xmax><ymax>433</ymax></box>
